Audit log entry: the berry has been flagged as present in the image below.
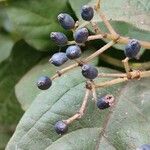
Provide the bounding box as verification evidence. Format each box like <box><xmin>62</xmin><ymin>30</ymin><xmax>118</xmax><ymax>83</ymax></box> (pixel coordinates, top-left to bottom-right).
<box><xmin>37</xmin><ymin>76</ymin><xmax>52</xmax><ymax>90</ymax></box>
<box><xmin>81</xmin><ymin>5</ymin><xmax>94</xmax><ymax>21</ymax></box>
<box><xmin>50</xmin><ymin>52</ymin><xmax>68</xmax><ymax>66</ymax></box>
<box><xmin>50</xmin><ymin>32</ymin><xmax>68</xmax><ymax>46</ymax></box>
<box><xmin>81</xmin><ymin>64</ymin><xmax>98</xmax><ymax>79</ymax></box>
<box><xmin>54</xmin><ymin>121</ymin><xmax>68</xmax><ymax>135</ymax></box>
<box><xmin>74</xmin><ymin>28</ymin><xmax>89</xmax><ymax>43</ymax></box>
<box><xmin>124</xmin><ymin>39</ymin><xmax>141</xmax><ymax>59</ymax></box>
<box><xmin>66</xmin><ymin>45</ymin><xmax>81</xmax><ymax>59</ymax></box>
<box><xmin>97</xmin><ymin>94</ymin><xmax>115</xmax><ymax>109</ymax></box>
<box><xmin>58</xmin><ymin>13</ymin><xmax>75</xmax><ymax>30</ymax></box>
<box><xmin>137</xmin><ymin>144</ymin><xmax>150</xmax><ymax>150</ymax></box>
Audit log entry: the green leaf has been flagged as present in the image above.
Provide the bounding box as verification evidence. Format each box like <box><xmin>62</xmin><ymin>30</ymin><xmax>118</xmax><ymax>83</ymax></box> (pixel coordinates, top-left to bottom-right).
<box><xmin>0</xmin><ymin>40</ymin><xmax>43</xmax><ymax>125</ymax></box>
<box><xmin>0</xmin><ymin>34</ymin><xmax>14</xmax><ymax>63</ymax></box>
<box><xmin>15</xmin><ymin>50</ymin><xmax>99</xmax><ymax>110</ymax></box>
<box><xmin>69</xmin><ymin>0</ymin><xmax>150</xmax><ymax>50</ymax></box>
<box><xmin>7</xmin><ymin>65</ymin><xmax>150</xmax><ymax>149</ymax></box>
<box><xmin>5</xmin><ymin>0</ymin><xmax>73</xmax><ymax>51</ymax></box>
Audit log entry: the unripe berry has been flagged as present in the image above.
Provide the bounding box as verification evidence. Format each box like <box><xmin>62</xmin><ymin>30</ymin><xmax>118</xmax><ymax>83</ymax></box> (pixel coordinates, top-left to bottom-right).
<box><xmin>124</xmin><ymin>39</ymin><xmax>141</xmax><ymax>59</ymax></box>
<box><xmin>82</xmin><ymin>64</ymin><xmax>98</xmax><ymax>79</ymax></box>
<box><xmin>97</xmin><ymin>94</ymin><xmax>115</xmax><ymax>109</ymax></box>
<box><xmin>58</xmin><ymin>13</ymin><xmax>75</xmax><ymax>30</ymax></box>
<box><xmin>81</xmin><ymin>5</ymin><xmax>94</xmax><ymax>21</ymax></box>
<box><xmin>54</xmin><ymin>121</ymin><xmax>68</xmax><ymax>135</ymax></box>
<box><xmin>50</xmin><ymin>32</ymin><xmax>68</xmax><ymax>46</ymax></box>
<box><xmin>37</xmin><ymin>76</ymin><xmax>52</xmax><ymax>90</ymax></box>
<box><xmin>50</xmin><ymin>52</ymin><xmax>68</xmax><ymax>66</ymax></box>
<box><xmin>66</xmin><ymin>45</ymin><xmax>81</xmax><ymax>59</ymax></box>
<box><xmin>137</xmin><ymin>144</ymin><xmax>150</xmax><ymax>150</ymax></box>
<box><xmin>74</xmin><ymin>28</ymin><xmax>89</xmax><ymax>43</ymax></box>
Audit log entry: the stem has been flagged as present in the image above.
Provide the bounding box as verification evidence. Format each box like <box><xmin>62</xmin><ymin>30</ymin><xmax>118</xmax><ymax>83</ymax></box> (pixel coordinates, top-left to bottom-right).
<box><xmin>95</xmin><ymin>77</ymin><xmax>128</xmax><ymax>88</ymax></box>
<box><xmin>98</xmin><ymin>73</ymin><xmax>126</xmax><ymax>78</ymax></box>
<box><xmin>84</xmin><ymin>40</ymin><xmax>115</xmax><ymax>62</ymax></box>
<box><xmin>65</xmin><ymin>89</ymin><xmax>90</xmax><ymax>124</ymax></box>
<box><xmin>95</xmin><ymin>70</ymin><xmax>150</xmax><ymax>88</ymax></box>
<box><xmin>122</xmin><ymin>57</ymin><xmax>131</xmax><ymax>78</ymax></box>
<box><xmin>97</xmin><ymin>10</ymin><xmax>117</xmax><ymax>37</ymax></box>
<box><xmin>90</xmin><ymin>21</ymin><xmax>103</xmax><ymax>34</ymax></box>
<box><xmin>51</xmin><ymin>63</ymin><xmax>79</xmax><ymax>80</ymax></box>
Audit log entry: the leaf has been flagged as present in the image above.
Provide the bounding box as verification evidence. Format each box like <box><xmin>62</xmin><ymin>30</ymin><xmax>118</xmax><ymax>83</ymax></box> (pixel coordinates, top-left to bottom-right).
<box><xmin>5</xmin><ymin>0</ymin><xmax>73</xmax><ymax>51</ymax></box>
<box><xmin>69</xmin><ymin>0</ymin><xmax>150</xmax><ymax>50</ymax></box>
<box><xmin>15</xmin><ymin>50</ymin><xmax>99</xmax><ymax>110</ymax></box>
<box><xmin>7</xmin><ymin>65</ymin><xmax>150</xmax><ymax>149</ymax></box>
<box><xmin>0</xmin><ymin>40</ymin><xmax>43</xmax><ymax>125</ymax></box>
<box><xmin>0</xmin><ymin>33</ymin><xmax>14</xmax><ymax>63</ymax></box>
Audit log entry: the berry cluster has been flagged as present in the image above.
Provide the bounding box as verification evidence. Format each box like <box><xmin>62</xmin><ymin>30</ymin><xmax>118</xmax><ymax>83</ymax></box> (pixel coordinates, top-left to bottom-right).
<box><xmin>36</xmin><ymin>2</ymin><xmax>144</xmax><ymax>135</ymax></box>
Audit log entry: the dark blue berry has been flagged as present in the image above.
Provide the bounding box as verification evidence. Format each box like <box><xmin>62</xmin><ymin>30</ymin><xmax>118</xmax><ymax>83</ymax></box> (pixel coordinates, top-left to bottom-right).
<box><xmin>97</xmin><ymin>95</ymin><xmax>110</xmax><ymax>109</ymax></box>
<box><xmin>49</xmin><ymin>52</ymin><xmax>68</xmax><ymax>66</ymax></box>
<box><xmin>37</xmin><ymin>76</ymin><xmax>52</xmax><ymax>90</ymax></box>
<box><xmin>124</xmin><ymin>39</ymin><xmax>141</xmax><ymax>59</ymax></box>
<box><xmin>74</xmin><ymin>28</ymin><xmax>89</xmax><ymax>43</ymax></box>
<box><xmin>81</xmin><ymin>5</ymin><xmax>94</xmax><ymax>21</ymax></box>
<box><xmin>66</xmin><ymin>45</ymin><xmax>81</xmax><ymax>59</ymax></box>
<box><xmin>54</xmin><ymin>121</ymin><xmax>68</xmax><ymax>135</ymax></box>
<box><xmin>58</xmin><ymin>13</ymin><xmax>75</xmax><ymax>30</ymax></box>
<box><xmin>82</xmin><ymin>64</ymin><xmax>98</xmax><ymax>79</ymax></box>
<box><xmin>137</xmin><ymin>144</ymin><xmax>150</xmax><ymax>150</ymax></box>
<box><xmin>50</xmin><ymin>32</ymin><xmax>68</xmax><ymax>46</ymax></box>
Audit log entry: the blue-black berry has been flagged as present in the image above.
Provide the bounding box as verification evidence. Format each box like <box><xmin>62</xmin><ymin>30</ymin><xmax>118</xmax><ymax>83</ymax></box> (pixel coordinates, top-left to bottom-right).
<box><xmin>54</xmin><ymin>121</ymin><xmax>68</xmax><ymax>135</ymax></box>
<box><xmin>137</xmin><ymin>144</ymin><xmax>150</xmax><ymax>150</ymax></box>
<box><xmin>66</xmin><ymin>45</ymin><xmax>81</xmax><ymax>59</ymax></box>
<box><xmin>82</xmin><ymin>64</ymin><xmax>98</xmax><ymax>79</ymax></box>
<box><xmin>81</xmin><ymin>5</ymin><xmax>94</xmax><ymax>21</ymax></box>
<box><xmin>58</xmin><ymin>13</ymin><xmax>75</xmax><ymax>30</ymax></box>
<box><xmin>97</xmin><ymin>94</ymin><xmax>114</xmax><ymax>109</ymax></box>
<box><xmin>124</xmin><ymin>39</ymin><xmax>141</xmax><ymax>59</ymax></box>
<box><xmin>50</xmin><ymin>32</ymin><xmax>68</xmax><ymax>46</ymax></box>
<box><xmin>74</xmin><ymin>28</ymin><xmax>89</xmax><ymax>43</ymax></box>
<box><xmin>50</xmin><ymin>52</ymin><xmax>68</xmax><ymax>66</ymax></box>
<box><xmin>37</xmin><ymin>76</ymin><xmax>52</xmax><ymax>90</ymax></box>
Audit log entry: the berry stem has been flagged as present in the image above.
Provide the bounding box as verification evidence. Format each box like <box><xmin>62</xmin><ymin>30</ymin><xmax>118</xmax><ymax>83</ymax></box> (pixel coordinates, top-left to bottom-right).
<box><xmin>64</xmin><ymin>89</ymin><xmax>90</xmax><ymax>124</ymax></box>
<box><xmin>95</xmin><ymin>77</ymin><xmax>128</xmax><ymax>88</ymax></box>
<box><xmin>94</xmin><ymin>0</ymin><xmax>118</xmax><ymax>38</ymax></box>
<box><xmin>122</xmin><ymin>57</ymin><xmax>131</xmax><ymax>79</ymax></box>
<box><xmin>68</xmin><ymin>33</ymin><xmax>150</xmax><ymax>49</ymax></box>
<box><xmin>98</xmin><ymin>73</ymin><xmax>127</xmax><ymax>78</ymax></box>
<box><xmin>51</xmin><ymin>41</ymin><xmax>115</xmax><ymax>81</ymax></box>
<box><xmin>90</xmin><ymin>21</ymin><xmax>103</xmax><ymax>34</ymax></box>
<box><xmin>95</xmin><ymin>70</ymin><xmax>150</xmax><ymax>89</ymax></box>
<box><xmin>84</xmin><ymin>40</ymin><xmax>115</xmax><ymax>62</ymax></box>
<box><xmin>90</xmin><ymin>81</ymin><xmax>97</xmax><ymax>102</ymax></box>
<box><xmin>51</xmin><ymin>63</ymin><xmax>79</xmax><ymax>80</ymax></box>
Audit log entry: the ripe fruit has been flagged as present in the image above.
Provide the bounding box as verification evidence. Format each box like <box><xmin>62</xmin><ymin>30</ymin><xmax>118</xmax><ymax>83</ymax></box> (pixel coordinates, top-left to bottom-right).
<box><xmin>37</xmin><ymin>76</ymin><xmax>52</xmax><ymax>90</ymax></box>
<box><xmin>50</xmin><ymin>32</ymin><xmax>68</xmax><ymax>46</ymax></box>
<box><xmin>58</xmin><ymin>13</ymin><xmax>75</xmax><ymax>30</ymax></box>
<box><xmin>97</xmin><ymin>94</ymin><xmax>115</xmax><ymax>109</ymax></box>
<box><xmin>137</xmin><ymin>144</ymin><xmax>150</xmax><ymax>150</ymax></box>
<box><xmin>66</xmin><ymin>45</ymin><xmax>81</xmax><ymax>59</ymax></box>
<box><xmin>54</xmin><ymin>121</ymin><xmax>68</xmax><ymax>134</ymax></box>
<box><xmin>82</xmin><ymin>64</ymin><xmax>98</xmax><ymax>79</ymax></box>
<box><xmin>74</xmin><ymin>28</ymin><xmax>89</xmax><ymax>43</ymax></box>
<box><xmin>81</xmin><ymin>5</ymin><xmax>94</xmax><ymax>21</ymax></box>
<box><xmin>124</xmin><ymin>39</ymin><xmax>141</xmax><ymax>59</ymax></box>
<box><xmin>50</xmin><ymin>52</ymin><xmax>68</xmax><ymax>66</ymax></box>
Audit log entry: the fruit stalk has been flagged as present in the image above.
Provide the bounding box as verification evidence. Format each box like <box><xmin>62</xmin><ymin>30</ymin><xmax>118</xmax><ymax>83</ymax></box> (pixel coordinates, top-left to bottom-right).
<box><xmin>65</xmin><ymin>89</ymin><xmax>90</xmax><ymax>124</ymax></box>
